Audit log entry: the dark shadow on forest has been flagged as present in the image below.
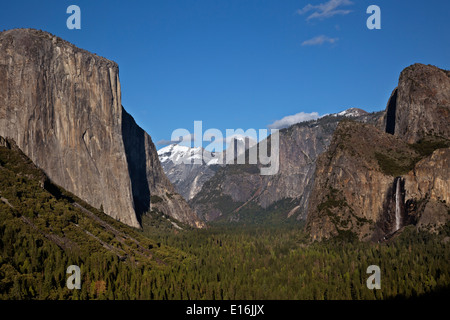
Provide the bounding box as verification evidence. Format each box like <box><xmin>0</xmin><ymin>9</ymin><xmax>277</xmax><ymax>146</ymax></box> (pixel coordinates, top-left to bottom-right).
<box><xmin>43</xmin><ymin>179</ymin><xmax>75</xmax><ymax>204</ymax></box>
<box><xmin>387</xmin><ymin>285</ymin><xmax>450</xmax><ymax>300</ymax></box>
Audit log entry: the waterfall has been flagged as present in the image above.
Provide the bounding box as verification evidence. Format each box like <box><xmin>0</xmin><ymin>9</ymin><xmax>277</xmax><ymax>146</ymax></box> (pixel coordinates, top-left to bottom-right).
<box><xmin>394</xmin><ymin>178</ymin><xmax>401</xmax><ymax>231</ymax></box>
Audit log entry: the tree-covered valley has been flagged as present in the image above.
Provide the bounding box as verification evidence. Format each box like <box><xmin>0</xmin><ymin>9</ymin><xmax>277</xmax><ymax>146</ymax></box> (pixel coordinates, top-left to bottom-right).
<box><xmin>1</xmin><ymin>141</ymin><xmax>449</xmax><ymax>300</ymax></box>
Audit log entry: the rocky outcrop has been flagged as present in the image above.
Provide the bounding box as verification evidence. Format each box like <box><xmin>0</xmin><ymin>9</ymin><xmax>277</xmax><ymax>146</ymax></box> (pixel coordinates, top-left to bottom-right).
<box><xmin>0</xmin><ymin>29</ymin><xmax>202</xmax><ymax>228</ymax></box>
<box><xmin>405</xmin><ymin>148</ymin><xmax>449</xmax><ymax>204</ymax></box>
<box><xmin>307</xmin><ymin>64</ymin><xmax>450</xmax><ymax>241</ymax></box>
<box><xmin>305</xmin><ymin>121</ymin><xmax>416</xmax><ymax>240</ymax></box>
<box><xmin>383</xmin><ymin>64</ymin><xmax>450</xmax><ymax>143</ymax></box>
<box><xmin>306</xmin><ymin>121</ymin><xmax>450</xmax><ymax>241</ymax></box>
<box><xmin>404</xmin><ymin>148</ymin><xmax>450</xmax><ymax>232</ymax></box>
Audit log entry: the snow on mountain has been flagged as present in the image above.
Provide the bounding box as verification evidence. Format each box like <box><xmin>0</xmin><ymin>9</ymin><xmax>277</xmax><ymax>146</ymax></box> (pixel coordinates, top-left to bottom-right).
<box><xmin>158</xmin><ymin>135</ymin><xmax>257</xmax><ymax>200</ymax></box>
<box><xmin>158</xmin><ymin>144</ymin><xmax>213</xmax><ymax>165</ymax></box>
<box><xmin>157</xmin><ymin>144</ymin><xmax>220</xmax><ymax>200</ymax></box>
<box><xmin>334</xmin><ymin>108</ymin><xmax>368</xmax><ymax>118</ymax></box>
<box><xmin>158</xmin><ymin>134</ymin><xmax>257</xmax><ymax>166</ymax></box>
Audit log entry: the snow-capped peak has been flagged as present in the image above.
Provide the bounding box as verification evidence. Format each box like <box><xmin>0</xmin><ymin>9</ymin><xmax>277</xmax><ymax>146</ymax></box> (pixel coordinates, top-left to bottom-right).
<box><xmin>334</xmin><ymin>108</ymin><xmax>368</xmax><ymax>118</ymax></box>
<box><xmin>158</xmin><ymin>143</ymin><xmax>216</xmax><ymax>165</ymax></box>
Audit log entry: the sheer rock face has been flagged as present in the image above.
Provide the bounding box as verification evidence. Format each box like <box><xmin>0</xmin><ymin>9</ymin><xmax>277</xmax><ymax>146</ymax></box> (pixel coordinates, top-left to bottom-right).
<box><xmin>307</xmin><ymin>64</ymin><xmax>450</xmax><ymax>241</ymax></box>
<box><xmin>404</xmin><ymin>148</ymin><xmax>450</xmax><ymax>204</ymax></box>
<box><xmin>305</xmin><ymin>122</ymin><xmax>416</xmax><ymax>241</ymax></box>
<box><xmin>385</xmin><ymin>64</ymin><xmax>450</xmax><ymax>143</ymax></box>
<box><xmin>306</xmin><ymin>122</ymin><xmax>450</xmax><ymax>241</ymax></box>
<box><xmin>0</xmin><ymin>29</ymin><xmax>202</xmax><ymax>228</ymax></box>
<box><xmin>404</xmin><ymin>148</ymin><xmax>450</xmax><ymax>231</ymax></box>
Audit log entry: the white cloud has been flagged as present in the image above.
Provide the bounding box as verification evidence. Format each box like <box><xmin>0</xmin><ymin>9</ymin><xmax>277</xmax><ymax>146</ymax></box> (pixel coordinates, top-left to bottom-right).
<box><xmin>157</xmin><ymin>133</ymin><xmax>196</xmax><ymax>146</ymax></box>
<box><xmin>301</xmin><ymin>35</ymin><xmax>338</xmax><ymax>46</ymax></box>
<box><xmin>296</xmin><ymin>0</ymin><xmax>353</xmax><ymax>21</ymax></box>
<box><xmin>156</xmin><ymin>139</ymin><xmax>174</xmax><ymax>146</ymax></box>
<box><xmin>268</xmin><ymin>112</ymin><xmax>321</xmax><ymax>129</ymax></box>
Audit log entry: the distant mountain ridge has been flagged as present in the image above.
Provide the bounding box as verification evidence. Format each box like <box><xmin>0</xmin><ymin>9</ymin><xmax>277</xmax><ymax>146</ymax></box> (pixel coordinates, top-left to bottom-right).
<box><xmin>188</xmin><ymin>108</ymin><xmax>384</xmax><ymax>222</ymax></box>
<box><xmin>158</xmin><ymin>135</ymin><xmax>256</xmax><ymax>200</ymax></box>
<box><xmin>333</xmin><ymin>108</ymin><xmax>368</xmax><ymax>118</ymax></box>
<box><xmin>158</xmin><ymin>144</ymin><xmax>220</xmax><ymax>200</ymax></box>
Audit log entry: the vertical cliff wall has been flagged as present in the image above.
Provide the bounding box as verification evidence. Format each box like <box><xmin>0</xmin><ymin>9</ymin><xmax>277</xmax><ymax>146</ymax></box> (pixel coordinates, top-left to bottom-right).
<box><xmin>386</xmin><ymin>64</ymin><xmax>450</xmax><ymax>143</ymax></box>
<box><xmin>0</xmin><ymin>29</ymin><xmax>202</xmax><ymax>228</ymax></box>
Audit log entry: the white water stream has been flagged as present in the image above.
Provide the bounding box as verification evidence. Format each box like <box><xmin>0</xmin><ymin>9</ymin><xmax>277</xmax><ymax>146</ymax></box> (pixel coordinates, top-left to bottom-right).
<box><xmin>395</xmin><ymin>178</ymin><xmax>401</xmax><ymax>231</ymax></box>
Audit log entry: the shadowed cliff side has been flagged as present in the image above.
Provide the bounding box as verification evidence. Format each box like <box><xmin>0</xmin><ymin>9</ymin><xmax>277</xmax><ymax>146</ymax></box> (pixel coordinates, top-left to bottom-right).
<box><xmin>121</xmin><ymin>107</ymin><xmax>150</xmax><ymax>224</ymax></box>
<box><xmin>122</xmin><ymin>106</ymin><xmax>205</xmax><ymax>228</ymax></box>
<box><xmin>385</xmin><ymin>88</ymin><xmax>398</xmax><ymax>135</ymax></box>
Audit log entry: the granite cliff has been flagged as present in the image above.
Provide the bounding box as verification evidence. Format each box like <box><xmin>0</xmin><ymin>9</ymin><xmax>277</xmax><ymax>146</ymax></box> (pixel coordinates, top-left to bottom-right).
<box><xmin>0</xmin><ymin>29</ymin><xmax>203</xmax><ymax>228</ymax></box>
<box><xmin>383</xmin><ymin>64</ymin><xmax>450</xmax><ymax>143</ymax></box>
<box><xmin>306</xmin><ymin>64</ymin><xmax>450</xmax><ymax>241</ymax></box>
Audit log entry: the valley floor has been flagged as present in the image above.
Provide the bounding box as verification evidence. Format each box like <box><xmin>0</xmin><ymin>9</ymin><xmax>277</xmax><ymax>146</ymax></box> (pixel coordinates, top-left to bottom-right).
<box><xmin>141</xmin><ymin>219</ymin><xmax>450</xmax><ymax>300</ymax></box>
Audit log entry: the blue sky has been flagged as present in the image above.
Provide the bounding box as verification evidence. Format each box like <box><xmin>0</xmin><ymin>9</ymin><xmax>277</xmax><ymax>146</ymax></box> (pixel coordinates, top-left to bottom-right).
<box><xmin>1</xmin><ymin>0</ymin><xmax>449</xmax><ymax>149</ymax></box>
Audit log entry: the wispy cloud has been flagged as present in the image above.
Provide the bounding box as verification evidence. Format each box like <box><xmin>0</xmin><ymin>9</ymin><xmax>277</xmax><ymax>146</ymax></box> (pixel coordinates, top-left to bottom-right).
<box><xmin>268</xmin><ymin>111</ymin><xmax>321</xmax><ymax>129</ymax></box>
<box><xmin>156</xmin><ymin>139</ymin><xmax>174</xmax><ymax>146</ymax></box>
<box><xmin>296</xmin><ymin>0</ymin><xmax>353</xmax><ymax>21</ymax></box>
<box><xmin>301</xmin><ymin>35</ymin><xmax>338</xmax><ymax>46</ymax></box>
<box><xmin>157</xmin><ymin>133</ymin><xmax>196</xmax><ymax>146</ymax></box>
